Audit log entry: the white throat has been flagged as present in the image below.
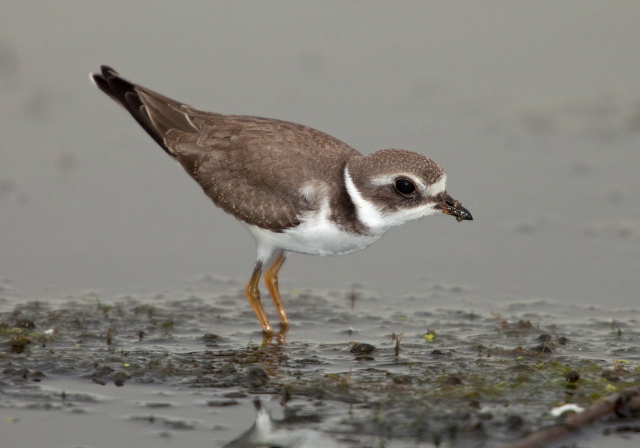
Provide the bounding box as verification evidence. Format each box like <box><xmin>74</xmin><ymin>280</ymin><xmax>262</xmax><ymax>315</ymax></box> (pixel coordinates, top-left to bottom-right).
<box><xmin>343</xmin><ymin>166</ymin><xmax>443</xmax><ymax>233</ymax></box>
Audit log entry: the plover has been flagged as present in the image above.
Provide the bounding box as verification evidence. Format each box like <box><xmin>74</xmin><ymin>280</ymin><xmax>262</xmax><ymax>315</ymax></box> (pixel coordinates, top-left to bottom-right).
<box><xmin>224</xmin><ymin>400</ymin><xmax>341</xmax><ymax>448</ymax></box>
<box><xmin>90</xmin><ymin>66</ymin><xmax>472</xmax><ymax>337</ymax></box>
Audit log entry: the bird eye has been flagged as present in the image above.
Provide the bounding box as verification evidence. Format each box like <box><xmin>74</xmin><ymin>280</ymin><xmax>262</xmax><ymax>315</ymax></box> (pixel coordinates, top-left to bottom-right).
<box><xmin>394</xmin><ymin>178</ymin><xmax>416</xmax><ymax>195</ymax></box>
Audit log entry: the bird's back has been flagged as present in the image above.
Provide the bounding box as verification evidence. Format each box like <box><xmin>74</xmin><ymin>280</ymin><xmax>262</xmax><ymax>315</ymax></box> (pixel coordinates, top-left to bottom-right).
<box><xmin>92</xmin><ymin>66</ymin><xmax>361</xmax><ymax>231</ymax></box>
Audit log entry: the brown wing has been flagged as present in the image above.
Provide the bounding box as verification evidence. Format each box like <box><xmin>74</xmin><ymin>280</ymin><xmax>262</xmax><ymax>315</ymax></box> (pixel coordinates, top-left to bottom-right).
<box><xmin>91</xmin><ymin>66</ymin><xmax>361</xmax><ymax>231</ymax></box>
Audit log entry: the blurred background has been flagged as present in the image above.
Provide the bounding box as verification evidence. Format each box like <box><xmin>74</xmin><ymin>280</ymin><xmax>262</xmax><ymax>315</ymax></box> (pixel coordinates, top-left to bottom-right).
<box><xmin>1</xmin><ymin>1</ymin><xmax>639</xmax><ymax>308</ymax></box>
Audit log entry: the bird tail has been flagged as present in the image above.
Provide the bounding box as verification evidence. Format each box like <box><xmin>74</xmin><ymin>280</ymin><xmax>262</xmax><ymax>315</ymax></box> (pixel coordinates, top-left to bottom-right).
<box><xmin>90</xmin><ymin>65</ymin><xmax>197</xmax><ymax>157</ymax></box>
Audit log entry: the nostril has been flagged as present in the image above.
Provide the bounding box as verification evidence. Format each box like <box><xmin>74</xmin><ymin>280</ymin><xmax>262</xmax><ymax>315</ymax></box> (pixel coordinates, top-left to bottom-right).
<box><xmin>445</xmin><ymin>199</ymin><xmax>461</xmax><ymax>209</ymax></box>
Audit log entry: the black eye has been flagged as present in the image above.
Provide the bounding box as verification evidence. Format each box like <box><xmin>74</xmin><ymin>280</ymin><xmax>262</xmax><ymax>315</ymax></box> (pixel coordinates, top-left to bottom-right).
<box><xmin>394</xmin><ymin>178</ymin><xmax>416</xmax><ymax>195</ymax></box>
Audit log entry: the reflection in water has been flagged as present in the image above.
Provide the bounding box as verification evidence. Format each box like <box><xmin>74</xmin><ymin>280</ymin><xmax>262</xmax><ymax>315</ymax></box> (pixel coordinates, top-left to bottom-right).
<box><xmin>223</xmin><ymin>400</ymin><xmax>341</xmax><ymax>448</ymax></box>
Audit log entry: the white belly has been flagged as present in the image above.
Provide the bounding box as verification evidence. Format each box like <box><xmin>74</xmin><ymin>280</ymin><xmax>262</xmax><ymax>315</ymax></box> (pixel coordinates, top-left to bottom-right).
<box><xmin>246</xmin><ymin>206</ymin><xmax>385</xmax><ymax>263</ymax></box>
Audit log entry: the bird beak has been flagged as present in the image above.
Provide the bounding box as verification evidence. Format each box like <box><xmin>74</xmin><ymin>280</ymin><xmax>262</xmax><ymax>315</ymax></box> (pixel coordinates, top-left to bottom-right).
<box><xmin>438</xmin><ymin>194</ymin><xmax>473</xmax><ymax>222</ymax></box>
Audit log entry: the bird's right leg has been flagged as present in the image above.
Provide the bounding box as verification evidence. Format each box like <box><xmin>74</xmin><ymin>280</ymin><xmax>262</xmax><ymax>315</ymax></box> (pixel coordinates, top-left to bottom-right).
<box><xmin>244</xmin><ymin>261</ymin><xmax>274</xmax><ymax>334</ymax></box>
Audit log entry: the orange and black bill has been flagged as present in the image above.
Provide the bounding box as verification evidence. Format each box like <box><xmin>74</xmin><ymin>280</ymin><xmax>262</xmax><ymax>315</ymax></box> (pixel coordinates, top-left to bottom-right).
<box><xmin>439</xmin><ymin>194</ymin><xmax>473</xmax><ymax>222</ymax></box>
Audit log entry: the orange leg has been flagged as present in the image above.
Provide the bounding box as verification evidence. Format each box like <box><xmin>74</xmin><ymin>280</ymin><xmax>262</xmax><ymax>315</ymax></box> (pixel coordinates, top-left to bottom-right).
<box><xmin>244</xmin><ymin>262</ymin><xmax>274</xmax><ymax>334</ymax></box>
<box><xmin>264</xmin><ymin>251</ymin><xmax>289</xmax><ymax>330</ymax></box>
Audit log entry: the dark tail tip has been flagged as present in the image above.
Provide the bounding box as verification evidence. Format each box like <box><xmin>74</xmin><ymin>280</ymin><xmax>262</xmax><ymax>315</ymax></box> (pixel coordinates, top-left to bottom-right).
<box><xmin>90</xmin><ymin>65</ymin><xmax>173</xmax><ymax>157</ymax></box>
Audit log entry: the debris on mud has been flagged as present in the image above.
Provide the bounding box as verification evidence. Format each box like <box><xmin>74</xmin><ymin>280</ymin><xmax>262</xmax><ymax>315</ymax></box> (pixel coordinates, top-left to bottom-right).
<box><xmin>0</xmin><ymin>293</ymin><xmax>639</xmax><ymax>446</ymax></box>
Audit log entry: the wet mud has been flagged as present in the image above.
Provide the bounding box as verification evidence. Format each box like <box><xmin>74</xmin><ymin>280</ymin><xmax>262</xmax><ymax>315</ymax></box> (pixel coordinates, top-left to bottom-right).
<box><xmin>1</xmin><ymin>285</ymin><xmax>639</xmax><ymax>447</ymax></box>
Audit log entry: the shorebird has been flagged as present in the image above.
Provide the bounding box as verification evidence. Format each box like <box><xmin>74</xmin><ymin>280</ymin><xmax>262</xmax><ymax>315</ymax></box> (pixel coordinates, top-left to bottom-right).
<box><xmin>90</xmin><ymin>66</ymin><xmax>472</xmax><ymax>339</ymax></box>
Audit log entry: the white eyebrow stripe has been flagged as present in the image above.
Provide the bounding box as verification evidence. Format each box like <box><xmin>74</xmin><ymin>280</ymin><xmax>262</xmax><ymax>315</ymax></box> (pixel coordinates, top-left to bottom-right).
<box><xmin>369</xmin><ymin>173</ymin><xmax>447</xmax><ymax>196</ymax></box>
<box><xmin>370</xmin><ymin>174</ymin><xmax>427</xmax><ymax>191</ymax></box>
<box><xmin>429</xmin><ymin>174</ymin><xmax>447</xmax><ymax>196</ymax></box>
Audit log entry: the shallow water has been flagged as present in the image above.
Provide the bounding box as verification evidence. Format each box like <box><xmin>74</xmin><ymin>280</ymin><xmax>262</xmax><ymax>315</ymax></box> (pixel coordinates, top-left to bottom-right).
<box><xmin>1</xmin><ymin>1</ymin><xmax>640</xmax><ymax>447</ymax></box>
<box><xmin>1</xmin><ymin>286</ymin><xmax>640</xmax><ymax>447</ymax></box>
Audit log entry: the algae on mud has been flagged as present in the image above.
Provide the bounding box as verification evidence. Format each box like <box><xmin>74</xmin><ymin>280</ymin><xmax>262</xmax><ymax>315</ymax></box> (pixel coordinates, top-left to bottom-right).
<box><xmin>1</xmin><ymin>291</ymin><xmax>639</xmax><ymax>447</ymax></box>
